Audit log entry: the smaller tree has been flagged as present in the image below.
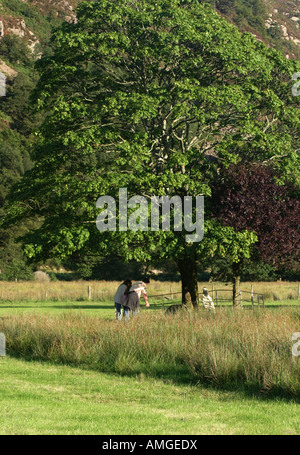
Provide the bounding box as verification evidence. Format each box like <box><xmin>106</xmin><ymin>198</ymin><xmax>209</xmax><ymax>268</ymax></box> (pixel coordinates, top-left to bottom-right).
<box><xmin>212</xmin><ymin>164</ymin><xmax>300</xmax><ymax>306</ymax></box>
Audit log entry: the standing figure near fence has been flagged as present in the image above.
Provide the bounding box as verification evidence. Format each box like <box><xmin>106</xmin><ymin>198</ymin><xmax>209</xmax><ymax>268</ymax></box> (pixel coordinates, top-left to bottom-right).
<box><xmin>113</xmin><ymin>279</ymin><xmax>132</xmax><ymax>321</ymax></box>
<box><xmin>202</xmin><ymin>287</ymin><xmax>215</xmax><ymax>312</ymax></box>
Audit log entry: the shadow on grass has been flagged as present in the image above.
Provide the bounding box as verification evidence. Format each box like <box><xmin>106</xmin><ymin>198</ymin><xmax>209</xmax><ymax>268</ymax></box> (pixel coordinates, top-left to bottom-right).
<box><xmin>262</xmin><ymin>305</ymin><xmax>300</xmax><ymax>309</ymax></box>
<box><xmin>0</xmin><ymin>303</ymin><xmax>167</xmax><ymax>311</ymax></box>
<box><xmin>1</xmin><ymin>302</ymin><xmax>298</xmax><ymax>312</ymax></box>
<box><xmin>6</xmin><ymin>349</ymin><xmax>300</xmax><ymax>404</ymax></box>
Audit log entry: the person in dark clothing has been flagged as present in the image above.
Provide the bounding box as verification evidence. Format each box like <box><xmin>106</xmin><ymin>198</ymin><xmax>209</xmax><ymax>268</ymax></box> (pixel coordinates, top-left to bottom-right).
<box><xmin>123</xmin><ymin>290</ymin><xmax>140</xmax><ymax>320</ymax></box>
<box><xmin>113</xmin><ymin>279</ymin><xmax>132</xmax><ymax>320</ymax></box>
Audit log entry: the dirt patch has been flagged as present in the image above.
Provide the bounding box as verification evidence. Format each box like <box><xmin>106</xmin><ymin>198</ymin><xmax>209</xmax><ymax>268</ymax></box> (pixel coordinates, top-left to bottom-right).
<box><xmin>0</xmin><ymin>59</ymin><xmax>17</xmax><ymax>78</ymax></box>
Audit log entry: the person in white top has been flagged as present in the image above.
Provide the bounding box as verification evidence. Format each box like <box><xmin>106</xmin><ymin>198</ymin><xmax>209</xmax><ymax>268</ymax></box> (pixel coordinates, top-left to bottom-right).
<box><xmin>129</xmin><ymin>278</ymin><xmax>150</xmax><ymax>308</ymax></box>
<box><xmin>202</xmin><ymin>287</ymin><xmax>215</xmax><ymax>311</ymax></box>
<box><xmin>113</xmin><ymin>279</ymin><xmax>132</xmax><ymax>320</ymax></box>
<box><xmin>121</xmin><ymin>278</ymin><xmax>151</xmax><ymax>321</ymax></box>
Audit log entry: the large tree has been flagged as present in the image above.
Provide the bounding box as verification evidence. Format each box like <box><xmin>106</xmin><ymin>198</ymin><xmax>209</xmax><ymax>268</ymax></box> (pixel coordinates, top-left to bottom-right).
<box><xmin>4</xmin><ymin>0</ymin><xmax>300</xmax><ymax>305</ymax></box>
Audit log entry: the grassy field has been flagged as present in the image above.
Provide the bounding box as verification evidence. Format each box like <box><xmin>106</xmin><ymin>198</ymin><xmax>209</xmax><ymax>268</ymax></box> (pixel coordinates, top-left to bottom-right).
<box><xmin>1</xmin><ymin>308</ymin><xmax>300</xmax><ymax>394</ymax></box>
<box><xmin>0</xmin><ymin>280</ymin><xmax>299</xmax><ymax>303</ymax></box>
<box><xmin>0</xmin><ymin>280</ymin><xmax>299</xmax><ymax>435</ymax></box>
<box><xmin>0</xmin><ymin>356</ymin><xmax>299</xmax><ymax>435</ymax></box>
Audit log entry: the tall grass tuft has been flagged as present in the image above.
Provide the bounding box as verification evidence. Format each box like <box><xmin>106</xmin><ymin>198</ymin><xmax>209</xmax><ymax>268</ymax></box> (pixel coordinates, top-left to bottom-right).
<box><xmin>1</xmin><ymin>308</ymin><xmax>300</xmax><ymax>396</ymax></box>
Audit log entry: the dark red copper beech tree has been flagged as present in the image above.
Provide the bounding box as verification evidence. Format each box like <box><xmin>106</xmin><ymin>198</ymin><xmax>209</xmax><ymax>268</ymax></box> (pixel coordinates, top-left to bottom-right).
<box><xmin>212</xmin><ymin>164</ymin><xmax>300</xmax><ymax>306</ymax></box>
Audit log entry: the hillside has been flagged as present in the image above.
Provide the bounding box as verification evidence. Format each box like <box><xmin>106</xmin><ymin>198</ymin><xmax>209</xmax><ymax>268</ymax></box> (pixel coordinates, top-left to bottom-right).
<box><xmin>0</xmin><ymin>0</ymin><xmax>299</xmax><ymax>64</ymax></box>
<box><xmin>0</xmin><ymin>0</ymin><xmax>79</xmax><ymax>58</ymax></box>
<box><xmin>257</xmin><ymin>0</ymin><xmax>300</xmax><ymax>58</ymax></box>
<box><xmin>209</xmin><ymin>0</ymin><xmax>300</xmax><ymax>59</ymax></box>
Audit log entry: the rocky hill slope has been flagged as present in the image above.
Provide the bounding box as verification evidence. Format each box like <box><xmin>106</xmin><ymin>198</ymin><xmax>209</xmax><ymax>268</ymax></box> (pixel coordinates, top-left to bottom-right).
<box><xmin>0</xmin><ymin>0</ymin><xmax>79</xmax><ymax>61</ymax></box>
<box><xmin>209</xmin><ymin>0</ymin><xmax>300</xmax><ymax>59</ymax></box>
<box><xmin>0</xmin><ymin>0</ymin><xmax>299</xmax><ymax>68</ymax></box>
<box><xmin>256</xmin><ymin>0</ymin><xmax>300</xmax><ymax>58</ymax></box>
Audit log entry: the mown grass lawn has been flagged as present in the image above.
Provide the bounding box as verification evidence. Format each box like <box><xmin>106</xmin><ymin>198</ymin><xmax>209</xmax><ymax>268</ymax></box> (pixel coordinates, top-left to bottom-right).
<box><xmin>0</xmin><ymin>356</ymin><xmax>299</xmax><ymax>435</ymax></box>
<box><xmin>0</xmin><ymin>300</ymin><xmax>116</xmax><ymax>318</ymax></box>
<box><xmin>0</xmin><ymin>298</ymin><xmax>299</xmax><ymax>319</ymax></box>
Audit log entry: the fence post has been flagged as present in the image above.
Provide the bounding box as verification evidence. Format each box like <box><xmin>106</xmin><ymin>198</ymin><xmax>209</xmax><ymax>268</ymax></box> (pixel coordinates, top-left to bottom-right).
<box><xmin>170</xmin><ymin>285</ymin><xmax>173</xmax><ymax>300</ymax></box>
<box><xmin>0</xmin><ymin>333</ymin><xmax>5</xmax><ymax>357</ymax></box>
<box><xmin>215</xmin><ymin>290</ymin><xmax>218</xmax><ymax>307</ymax></box>
<box><xmin>251</xmin><ymin>285</ymin><xmax>254</xmax><ymax>310</ymax></box>
<box><xmin>88</xmin><ymin>285</ymin><xmax>92</xmax><ymax>301</ymax></box>
<box><xmin>240</xmin><ymin>291</ymin><xmax>242</xmax><ymax>307</ymax></box>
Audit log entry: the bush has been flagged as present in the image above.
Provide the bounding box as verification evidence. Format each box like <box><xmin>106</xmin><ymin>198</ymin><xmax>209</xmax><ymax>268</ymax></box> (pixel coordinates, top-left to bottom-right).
<box><xmin>0</xmin><ymin>254</ymin><xmax>34</xmax><ymax>281</ymax></box>
<box><xmin>0</xmin><ymin>34</ymin><xmax>33</xmax><ymax>66</ymax></box>
<box><xmin>267</xmin><ymin>24</ymin><xmax>283</xmax><ymax>40</ymax></box>
<box><xmin>33</xmin><ymin>271</ymin><xmax>50</xmax><ymax>282</ymax></box>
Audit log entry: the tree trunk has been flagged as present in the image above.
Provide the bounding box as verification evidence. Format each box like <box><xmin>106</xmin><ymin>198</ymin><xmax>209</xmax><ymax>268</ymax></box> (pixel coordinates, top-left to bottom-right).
<box><xmin>232</xmin><ymin>261</ymin><xmax>242</xmax><ymax>308</ymax></box>
<box><xmin>177</xmin><ymin>256</ymin><xmax>199</xmax><ymax>308</ymax></box>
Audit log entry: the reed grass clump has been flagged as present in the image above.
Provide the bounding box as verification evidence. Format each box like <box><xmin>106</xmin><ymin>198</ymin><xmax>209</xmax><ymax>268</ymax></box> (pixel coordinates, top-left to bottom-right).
<box><xmin>1</xmin><ymin>308</ymin><xmax>300</xmax><ymax>396</ymax></box>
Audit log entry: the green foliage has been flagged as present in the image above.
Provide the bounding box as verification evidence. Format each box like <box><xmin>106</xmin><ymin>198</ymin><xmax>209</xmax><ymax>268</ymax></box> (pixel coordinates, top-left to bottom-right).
<box><xmin>47</xmin><ymin>271</ymin><xmax>58</xmax><ymax>281</ymax></box>
<box><xmin>267</xmin><ymin>23</ymin><xmax>283</xmax><ymax>41</ymax></box>
<box><xmin>63</xmin><ymin>254</ymin><xmax>149</xmax><ymax>280</ymax></box>
<box><xmin>0</xmin><ymin>242</ymin><xmax>34</xmax><ymax>281</ymax></box>
<box><xmin>241</xmin><ymin>260</ymin><xmax>277</xmax><ymax>282</ymax></box>
<box><xmin>0</xmin><ymin>34</ymin><xmax>33</xmax><ymax>66</ymax></box>
<box><xmin>3</xmin><ymin>0</ymin><xmax>44</xmax><ymax>18</ymax></box>
<box><xmin>208</xmin><ymin>257</ymin><xmax>277</xmax><ymax>282</ymax></box>
<box><xmin>0</xmin><ymin>124</ymin><xmax>33</xmax><ymax>281</ymax></box>
<box><xmin>0</xmin><ymin>126</ymin><xmax>31</xmax><ymax>204</ymax></box>
<box><xmin>2</xmin><ymin>70</ymin><xmax>40</xmax><ymax>134</ymax></box>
